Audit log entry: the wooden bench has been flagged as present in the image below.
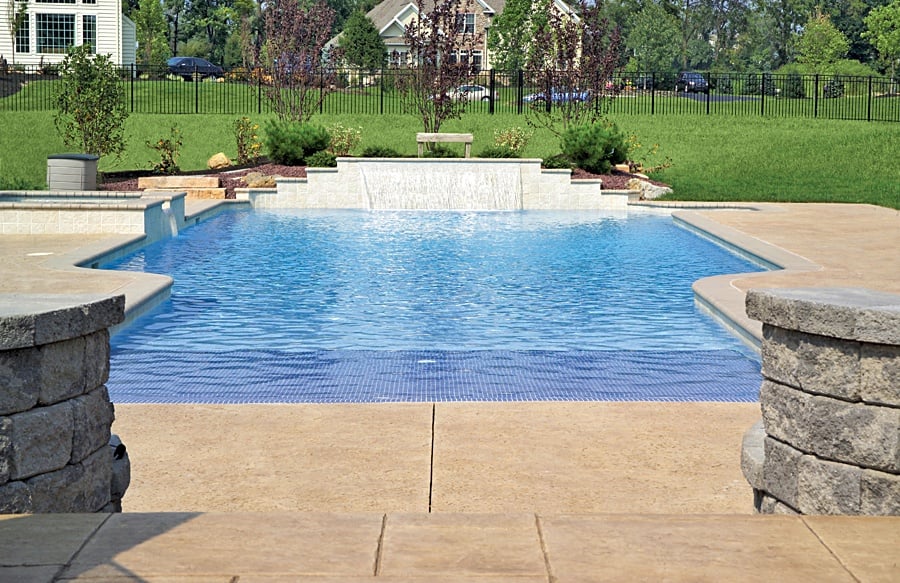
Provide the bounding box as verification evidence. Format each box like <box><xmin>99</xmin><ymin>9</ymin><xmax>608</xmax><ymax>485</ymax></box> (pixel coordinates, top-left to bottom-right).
<box><xmin>416</xmin><ymin>132</ymin><xmax>473</xmax><ymax>158</ymax></box>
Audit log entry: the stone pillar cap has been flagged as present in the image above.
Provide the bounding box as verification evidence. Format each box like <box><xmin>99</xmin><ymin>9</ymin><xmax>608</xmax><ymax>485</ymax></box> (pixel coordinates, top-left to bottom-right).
<box><xmin>0</xmin><ymin>293</ymin><xmax>125</xmax><ymax>350</ymax></box>
<box><xmin>746</xmin><ymin>287</ymin><xmax>900</xmax><ymax>344</ymax></box>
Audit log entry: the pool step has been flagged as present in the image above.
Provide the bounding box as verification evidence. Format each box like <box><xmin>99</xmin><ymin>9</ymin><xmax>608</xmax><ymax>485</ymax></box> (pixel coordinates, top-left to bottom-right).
<box><xmin>137</xmin><ymin>176</ymin><xmax>225</xmax><ymax>199</ymax></box>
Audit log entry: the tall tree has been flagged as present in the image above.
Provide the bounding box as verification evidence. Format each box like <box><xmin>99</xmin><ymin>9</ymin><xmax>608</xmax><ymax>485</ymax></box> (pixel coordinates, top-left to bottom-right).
<box><xmin>133</xmin><ymin>0</ymin><xmax>171</xmax><ymax>65</ymax></box>
<box><xmin>339</xmin><ymin>10</ymin><xmax>386</xmax><ymax>70</ymax></box>
<box><xmin>398</xmin><ymin>0</ymin><xmax>482</xmax><ymax>135</ymax></box>
<box><xmin>863</xmin><ymin>0</ymin><xmax>900</xmax><ymax>78</ymax></box>
<box><xmin>263</xmin><ymin>0</ymin><xmax>340</xmax><ymax>122</ymax></box>
<box><xmin>626</xmin><ymin>2</ymin><xmax>681</xmax><ymax>74</ymax></box>
<box><xmin>487</xmin><ymin>0</ymin><xmax>535</xmax><ymax>73</ymax></box>
<box><xmin>796</xmin><ymin>7</ymin><xmax>849</xmax><ymax>73</ymax></box>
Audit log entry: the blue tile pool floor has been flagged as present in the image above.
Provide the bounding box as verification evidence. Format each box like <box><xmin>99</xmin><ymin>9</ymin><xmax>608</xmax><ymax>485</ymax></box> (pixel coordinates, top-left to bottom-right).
<box><xmin>108</xmin><ymin>349</ymin><xmax>761</xmax><ymax>403</ymax></box>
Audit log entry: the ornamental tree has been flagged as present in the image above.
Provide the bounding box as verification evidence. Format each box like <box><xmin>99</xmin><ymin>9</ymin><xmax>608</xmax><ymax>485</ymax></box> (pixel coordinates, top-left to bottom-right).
<box><xmin>54</xmin><ymin>45</ymin><xmax>128</xmax><ymax>158</ymax></box>
<box><xmin>398</xmin><ymin>0</ymin><xmax>483</xmax><ymax>135</ymax></box>
<box><xmin>525</xmin><ymin>0</ymin><xmax>623</xmax><ymax>135</ymax></box>
<box><xmin>262</xmin><ymin>0</ymin><xmax>341</xmax><ymax>122</ymax></box>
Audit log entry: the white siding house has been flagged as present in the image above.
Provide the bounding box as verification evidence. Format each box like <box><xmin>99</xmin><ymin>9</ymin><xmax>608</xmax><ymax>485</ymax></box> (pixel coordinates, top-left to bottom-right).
<box><xmin>0</xmin><ymin>0</ymin><xmax>136</xmax><ymax>66</ymax></box>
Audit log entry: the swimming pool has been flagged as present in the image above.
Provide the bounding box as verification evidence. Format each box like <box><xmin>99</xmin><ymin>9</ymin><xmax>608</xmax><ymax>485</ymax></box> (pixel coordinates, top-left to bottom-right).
<box><xmin>105</xmin><ymin>209</ymin><xmax>764</xmax><ymax>403</ymax></box>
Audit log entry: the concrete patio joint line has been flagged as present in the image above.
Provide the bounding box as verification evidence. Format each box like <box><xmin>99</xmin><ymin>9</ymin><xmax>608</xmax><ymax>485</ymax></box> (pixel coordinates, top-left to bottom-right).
<box><xmin>374</xmin><ymin>513</ymin><xmax>388</xmax><ymax>576</ymax></box>
<box><xmin>428</xmin><ymin>403</ymin><xmax>436</xmax><ymax>513</ymax></box>
<box><xmin>535</xmin><ymin>513</ymin><xmax>556</xmax><ymax>583</ymax></box>
<box><xmin>51</xmin><ymin>512</ymin><xmax>114</xmax><ymax>583</ymax></box>
<box><xmin>800</xmin><ymin>517</ymin><xmax>862</xmax><ymax>583</ymax></box>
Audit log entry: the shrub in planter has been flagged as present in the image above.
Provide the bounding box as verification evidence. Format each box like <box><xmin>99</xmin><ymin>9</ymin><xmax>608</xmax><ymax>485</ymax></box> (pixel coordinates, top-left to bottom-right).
<box><xmin>541</xmin><ymin>154</ymin><xmax>572</xmax><ymax>169</ymax></box>
<box><xmin>264</xmin><ymin>120</ymin><xmax>330</xmax><ymax>165</ymax></box>
<box><xmin>360</xmin><ymin>146</ymin><xmax>403</xmax><ymax>158</ymax></box>
<box><xmin>560</xmin><ymin>123</ymin><xmax>628</xmax><ymax>175</ymax></box>
<box><xmin>306</xmin><ymin>151</ymin><xmax>337</xmax><ymax>167</ymax></box>
<box><xmin>477</xmin><ymin>145</ymin><xmax>519</xmax><ymax>158</ymax></box>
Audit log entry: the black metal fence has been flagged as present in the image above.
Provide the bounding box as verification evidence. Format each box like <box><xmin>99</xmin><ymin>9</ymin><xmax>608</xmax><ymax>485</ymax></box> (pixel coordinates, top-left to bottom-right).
<box><xmin>1</xmin><ymin>65</ymin><xmax>897</xmax><ymax>122</ymax></box>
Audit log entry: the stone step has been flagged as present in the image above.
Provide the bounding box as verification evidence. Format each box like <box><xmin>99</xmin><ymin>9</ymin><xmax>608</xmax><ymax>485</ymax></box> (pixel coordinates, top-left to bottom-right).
<box><xmin>138</xmin><ymin>176</ymin><xmax>220</xmax><ymax>189</ymax></box>
<box><xmin>156</xmin><ymin>187</ymin><xmax>227</xmax><ymax>199</ymax></box>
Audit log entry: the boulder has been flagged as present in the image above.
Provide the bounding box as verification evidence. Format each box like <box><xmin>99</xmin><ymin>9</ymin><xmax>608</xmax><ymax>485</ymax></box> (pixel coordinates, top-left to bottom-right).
<box><xmin>242</xmin><ymin>172</ymin><xmax>277</xmax><ymax>188</ymax></box>
<box><xmin>626</xmin><ymin>178</ymin><xmax>672</xmax><ymax>200</ymax></box>
<box><xmin>207</xmin><ymin>152</ymin><xmax>231</xmax><ymax>169</ymax></box>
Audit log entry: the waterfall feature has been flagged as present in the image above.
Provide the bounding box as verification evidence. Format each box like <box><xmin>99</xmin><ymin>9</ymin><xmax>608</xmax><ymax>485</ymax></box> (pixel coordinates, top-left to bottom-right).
<box><xmin>161</xmin><ymin>206</ymin><xmax>178</xmax><ymax>237</ymax></box>
<box><xmin>359</xmin><ymin>161</ymin><xmax>523</xmax><ymax>210</ymax></box>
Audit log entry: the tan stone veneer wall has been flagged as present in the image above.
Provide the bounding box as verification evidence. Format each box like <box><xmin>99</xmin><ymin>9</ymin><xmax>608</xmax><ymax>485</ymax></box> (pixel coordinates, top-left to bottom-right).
<box><xmin>741</xmin><ymin>288</ymin><xmax>900</xmax><ymax>515</ymax></box>
<box><xmin>0</xmin><ymin>294</ymin><xmax>130</xmax><ymax>513</ymax></box>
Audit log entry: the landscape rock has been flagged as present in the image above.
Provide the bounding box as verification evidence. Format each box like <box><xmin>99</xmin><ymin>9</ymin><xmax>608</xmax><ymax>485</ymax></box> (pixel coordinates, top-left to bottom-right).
<box><xmin>625</xmin><ymin>178</ymin><xmax>672</xmax><ymax>200</ymax></box>
<box><xmin>207</xmin><ymin>152</ymin><xmax>231</xmax><ymax>169</ymax></box>
<box><xmin>242</xmin><ymin>172</ymin><xmax>277</xmax><ymax>188</ymax></box>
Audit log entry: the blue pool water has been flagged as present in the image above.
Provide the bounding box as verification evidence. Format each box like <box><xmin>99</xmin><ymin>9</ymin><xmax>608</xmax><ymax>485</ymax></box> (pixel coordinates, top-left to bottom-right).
<box><xmin>105</xmin><ymin>209</ymin><xmax>765</xmax><ymax>403</ymax></box>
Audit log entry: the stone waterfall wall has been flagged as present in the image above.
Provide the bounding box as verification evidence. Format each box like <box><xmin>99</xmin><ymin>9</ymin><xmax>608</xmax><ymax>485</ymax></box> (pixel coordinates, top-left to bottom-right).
<box><xmin>0</xmin><ymin>294</ymin><xmax>130</xmax><ymax>513</ymax></box>
<box><xmin>741</xmin><ymin>288</ymin><xmax>900</xmax><ymax>515</ymax></box>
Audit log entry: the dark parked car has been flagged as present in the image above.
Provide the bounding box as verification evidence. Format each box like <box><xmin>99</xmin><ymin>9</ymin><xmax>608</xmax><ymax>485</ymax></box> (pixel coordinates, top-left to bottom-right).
<box><xmin>523</xmin><ymin>88</ymin><xmax>590</xmax><ymax>103</ymax></box>
<box><xmin>167</xmin><ymin>57</ymin><xmax>223</xmax><ymax>81</ymax></box>
<box><xmin>674</xmin><ymin>72</ymin><xmax>709</xmax><ymax>94</ymax></box>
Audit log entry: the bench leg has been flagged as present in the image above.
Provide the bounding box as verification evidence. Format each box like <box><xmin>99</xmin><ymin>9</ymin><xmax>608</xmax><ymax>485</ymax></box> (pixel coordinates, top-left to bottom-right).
<box><xmin>418</xmin><ymin>143</ymin><xmax>424</xmax><ymax>158</ymax></box>
<box><xmin>465</xmin><ymin>143</ymin><xmax>471</xmax><ymax>158</ymax></box>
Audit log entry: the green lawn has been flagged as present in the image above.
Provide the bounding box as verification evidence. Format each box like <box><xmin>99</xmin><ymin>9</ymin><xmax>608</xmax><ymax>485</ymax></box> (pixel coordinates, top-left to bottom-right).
<box><xmin>0</xmin><ymin>110</ymin><xmax>897</xmax><ymax>209</ymax></box>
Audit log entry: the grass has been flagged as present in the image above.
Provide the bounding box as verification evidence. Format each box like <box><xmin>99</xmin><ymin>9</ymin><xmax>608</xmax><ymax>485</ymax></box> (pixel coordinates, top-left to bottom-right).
<box><xmin>0</xmin><ymin>110</ymin><xmax>897</xmax><ymax>209</ymax></box>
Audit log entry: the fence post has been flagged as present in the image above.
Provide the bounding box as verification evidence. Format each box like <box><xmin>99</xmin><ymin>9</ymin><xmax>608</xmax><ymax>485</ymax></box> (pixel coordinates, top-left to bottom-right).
<box><xmin>320</xmin><ymin>69</ymin><xmax>325</xmax><ymax>115</ymax></box>
<box><xmin>517</xmin><ymin>70</ymin><xmax>524</xmax><ymax>115</ymax></box>
<box><xmin>257</xmin><ymin>69</ymin><xmax>262</xmax><ymax>115</ymax></box>
<box><xmin>194</xmin><ymin>66</ymin><xmax>199</xmax><ymax>114</ymax></box>
<box><xmin>651</xmin><ymin>72</ymin><xmax>655</xmax><ymax>115</ymax></box>
<box><xmin>705</xmin><ymin>71</ymin><xmax>710</xmax><ymax>115</ymax></box>
<box><xmin>489</xmin><ymin>68</ymin><xmax>495</xmax><ymax>115</ymax></box>
<box><xmin>867</xmin><ymin>76</ymin><xmax>872</xmax><ymax>122</ymax></box>
<box><xmin>759</xmin><ymin>74</ymin><xmax>765</xmax><ymax>116</ymax></box>
<box><xmin>814</xmin><ymin>74</ymin><xmax>819</xmax><ymax>118</ymax></box>
<box><xmin>380</xmin><ymin>66</ymin><xmax>384</xmax><ymax>115</ymax></box>
<box><xmin>131</xmin><ymin>63</ymin><xmax>135</xmax><ymax>113</ymax></box>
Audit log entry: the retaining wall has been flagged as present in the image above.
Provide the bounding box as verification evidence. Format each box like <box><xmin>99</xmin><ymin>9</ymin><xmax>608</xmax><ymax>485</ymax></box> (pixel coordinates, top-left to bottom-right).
<box><xmin>0</xmin><ymin>294</ymin><xmax>130</xmax><ymax>513</ymax></box>
<box><xmin>237</xmin><ymin>158</ymin><xmax>628</xmax><ymax>210</ymax></box>
<box><xmin>741</xmin><ymin>287</ymin><xmax>900</xmax><ymax>515</ymax></box>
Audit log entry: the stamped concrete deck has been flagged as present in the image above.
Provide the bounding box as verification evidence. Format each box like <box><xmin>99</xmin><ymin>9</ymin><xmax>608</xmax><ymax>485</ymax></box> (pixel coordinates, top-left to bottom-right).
<box><xmin>1</xmin><ymin>201</ymin><xmax>898</xmax><ymax>581</ymax></box>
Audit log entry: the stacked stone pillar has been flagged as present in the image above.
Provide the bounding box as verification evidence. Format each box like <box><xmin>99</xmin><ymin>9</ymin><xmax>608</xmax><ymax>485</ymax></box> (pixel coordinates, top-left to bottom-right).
<box><xmin>1</xmin><ymin>294</ymin><xmax>130</xmax><ymax>513</ymax></box>
<box><xmin>741</xmin><ymin>288</ymin><xmax>900</xmax><ymax>515</ymax></box>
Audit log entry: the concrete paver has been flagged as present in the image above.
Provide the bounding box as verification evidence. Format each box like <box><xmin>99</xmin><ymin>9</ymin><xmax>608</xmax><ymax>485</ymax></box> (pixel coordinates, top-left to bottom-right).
<box><xmin>804</xmin><ymin>516</ymin><xmax>900</xmax><ymax>583</ymax></box>
<box><xmin>0</xmin><ymin>514</ymin><xmax>107</xmax><ymax>565</ymax></box>
<box><xmin>379</xmin><ymin>513</ymin><xmax>545</xmax><ymax>578</ymax></box>
<box><xmin>540</xmin><ymin>514</ymin><xmax>860</xmax><ymax>582</ymax></box>
<box><xmin>61</xmin><ymin>513</ymin><xmax>384</xmax><ymax>579</ymax></box>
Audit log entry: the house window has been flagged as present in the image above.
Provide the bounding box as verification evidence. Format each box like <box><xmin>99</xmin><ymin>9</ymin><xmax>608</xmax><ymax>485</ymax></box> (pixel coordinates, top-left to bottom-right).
<box><xmin>82</xmin><ymin>14</ymin><xmax>96</xmax><ymax>52</ymax></box>
<box><xmin>449</xmin><ymin>50</ymin><xmax>482</xmax><ymax>71</ymax></box>
<box><xmin>390</xmin><ymin>50</ymin><xmax>408</xmax><ymax>67</ymax></box>
<box><xmin>83</xmin><ymin>0</ymin><xmax>97</xmax><ymax>4</ymax></box>
<box><xmin>15</xmin><ymin>14</ymin><xmax>30</xmax><ymax>53</ymax></box>
<box><xmin>36</xmin><ymin>13</ymin><xmax>75</xmax><ymax>53</ymax></box>
<box><xmin>456</xmin><ymin>13</ymin><xmax>475</xmax><ymax>34</ymax></box>
<box><xmin>36</xmin><ymin>0</ymin><xmax>77</xmax><ymax>4</ymax></box>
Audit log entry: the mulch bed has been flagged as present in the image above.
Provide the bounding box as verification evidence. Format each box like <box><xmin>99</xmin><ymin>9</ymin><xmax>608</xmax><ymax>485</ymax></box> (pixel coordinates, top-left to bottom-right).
<box><xmin>100</xmin><ymin>160</ymin><xmax>664</xmax><ymax>199</ymax></box>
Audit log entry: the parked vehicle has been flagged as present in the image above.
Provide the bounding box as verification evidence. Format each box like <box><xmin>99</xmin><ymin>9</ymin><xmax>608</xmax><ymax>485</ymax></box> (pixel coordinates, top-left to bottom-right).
<box><xmin>447</xmin><ymin>84</ymin><xmax>498</xmax><ymax>102</ymax></box>
<box><xmin>522</xmin><ymin>88</ymin><xmax>590</xmax><ymax>103</ymax></box>
<box><xmin>674</xmin><ymin>72</ymin><xmax>709</xmax><ymax>94</ymax></box>
<box><xmin>167</xmin><ymin>57</ymin><xmax>224</xmax><ymax>81</ymax></box>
